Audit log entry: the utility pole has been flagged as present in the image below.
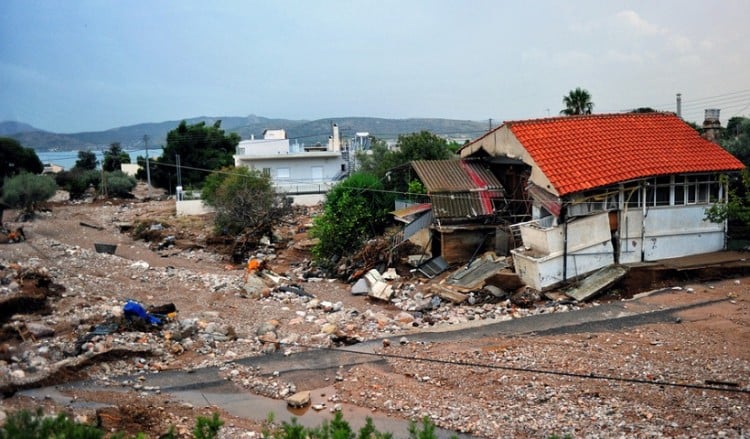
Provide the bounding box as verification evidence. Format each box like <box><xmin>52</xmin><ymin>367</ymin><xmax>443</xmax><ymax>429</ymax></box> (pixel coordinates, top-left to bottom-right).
<box><xmin>144</xmin><ymin>134</ymin><xmax>151</xmax><ymax>198</ymax></box>
<box><xmin>488</xmin><ymin>118</ymin><xmax>493</xmax><ymax>131</ymax></box>
<box><xmin>176</xmin><ymin>154</ymin><xmax>182</xmax><ymax>199</ymax></box>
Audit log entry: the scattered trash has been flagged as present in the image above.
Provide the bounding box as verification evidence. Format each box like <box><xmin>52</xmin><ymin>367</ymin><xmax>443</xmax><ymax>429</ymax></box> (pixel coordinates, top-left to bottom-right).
<box><xmin>278</xmin><ymin>285</ymin><xmax>314</xmax><ymax>298</ymax></box>
<box><xmin>94</xmin><ymin>243</ymin><xmax>117</xmax><ymax>254</ymax></box>
<box><xmin>0</xmin><ymin>227</ymin><xmax>26</xmax><ymax>244</ymax></box>
<box><xmin>364</xmin><ymin>269</ymin><xmax>394</xmax><ymax>301</ymax></box>
<box><xmin>123</xmin><ymin>300</ymin><xmax>162</xmax><ymax>326</ymax></box>
<box><xmin>79</xmin><ymin>221</ymin><xmax>104</xmax><ymax>230</ymax></box>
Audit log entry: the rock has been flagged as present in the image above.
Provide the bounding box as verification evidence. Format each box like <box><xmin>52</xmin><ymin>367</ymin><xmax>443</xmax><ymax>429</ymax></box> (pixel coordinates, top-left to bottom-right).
<box><xmin>256</xmin><ymin>320</ymin><xmax>279</xmax><ymax>337</ymax></box>
<box><xmin>483</xmin><ymin>285</ymin><xmax>508</xmax><ymax>299</ymax></box>
<box><xmin>394</xmin><ymin>312</ymin><xmax>415</xmax><ymax>325</ymax></box>
<box><xmin>382</xmin><ymin>268</ymin><xmax>400</xmax><ymax>280</ymax></box>
<box><xmin>24</xmin><ymin>322</ymin><xmax>55</xmax><ymax>338</ymax></box>
<box><xmin>244</xmin><ymin>275</ymin><xmax>268</xmax><ymax>297</ymax></box>
<box><xmin>320</xmin><ymin>323</ymin><xmax>337</xmax><ymax>334</ymax></box>
<box><xmin>130</xmin><ymin>260</ymin><xmax>150</xmax><ymax>270</ymax></box>
<box><xmin>286</xmin><ymin>390</ymin><xmax>311</xmax><ymax>407</ymax></box>
<box><xmin>351</xmin><ymin>278</ymin><xmax>369</xmax><ymax>296</ymax></box>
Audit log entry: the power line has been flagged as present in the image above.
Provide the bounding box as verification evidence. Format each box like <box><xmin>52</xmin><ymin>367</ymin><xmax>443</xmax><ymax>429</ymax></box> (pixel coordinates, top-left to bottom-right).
<box><xmin>278</xmin><ymin>341</ymin><xmax>750</xmax><ymax>395</ymax></box>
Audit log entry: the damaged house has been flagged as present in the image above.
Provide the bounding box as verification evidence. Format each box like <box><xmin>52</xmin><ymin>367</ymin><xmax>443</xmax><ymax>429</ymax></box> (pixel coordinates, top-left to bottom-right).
<box><xmin>458</xmin><ymin>111</ymin><xmax>745</xmax><ymax>291</ymax></box>
<box><xmin>392</xmin><ymin>159</ymin><xmax>506</xmax><ymax>267</ymax></box>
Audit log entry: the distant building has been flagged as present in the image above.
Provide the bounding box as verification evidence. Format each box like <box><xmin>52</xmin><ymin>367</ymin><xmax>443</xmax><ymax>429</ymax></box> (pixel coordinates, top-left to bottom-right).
<box><xmin>42</xmin><ymin>163</ymin><xmax>64</xmax><ymax>174</ymax></box>
<box><xmin>234</xmin><ymin>125</ymin><xmax>348</xmax><ymax>204</ymax></box>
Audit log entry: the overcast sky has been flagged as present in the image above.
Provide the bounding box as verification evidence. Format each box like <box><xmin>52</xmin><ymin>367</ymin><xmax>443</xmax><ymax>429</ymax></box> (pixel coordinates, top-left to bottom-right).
<box><xmin>1</xmin><ymin>0</ymin><xmax>749</xmax><ymax>133</ymax></box>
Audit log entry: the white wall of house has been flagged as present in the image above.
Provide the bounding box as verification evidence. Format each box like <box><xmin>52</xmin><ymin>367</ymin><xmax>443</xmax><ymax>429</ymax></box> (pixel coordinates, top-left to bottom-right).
<box><xmin>513</xmin><ymin>176</ymin><xmax>729</xmax><ymax>290</ymax></box>
<box><xmin>236</xmin><ymin>138</ymin><xmax>290</xmax><ymax>155</ymax></box>
<box><xmin>640</xmin><ymin>205</ymin><xmax>725</xmax><ymax>261</ymax></box>
<box><xmin>512</xmin><ymin>212</ymin><xmax>615</xmax><ymax>290</ymax></box>
<box><xmin>234</xmin><ymin>152</ymin><xmax>345</xmax><ymax>192</ymax></box>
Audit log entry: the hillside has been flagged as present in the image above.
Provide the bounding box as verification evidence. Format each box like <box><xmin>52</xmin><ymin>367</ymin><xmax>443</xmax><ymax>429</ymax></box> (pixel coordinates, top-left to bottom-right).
<box><xmin>0</xmin><ymin>116</ymin><xmax>488</xmax><ymax>151</ymax></box>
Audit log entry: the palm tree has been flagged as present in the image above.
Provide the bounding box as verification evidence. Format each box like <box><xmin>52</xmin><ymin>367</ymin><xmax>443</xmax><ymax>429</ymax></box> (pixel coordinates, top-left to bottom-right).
<box><xmin>560</xmin><ymin>87</ymin><xmax>594</xmax><ymax>115</ymax></box>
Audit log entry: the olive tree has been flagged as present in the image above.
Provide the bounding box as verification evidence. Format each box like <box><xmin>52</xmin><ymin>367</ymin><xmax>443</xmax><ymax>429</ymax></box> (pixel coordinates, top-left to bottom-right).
<box><xmin>202</xmin><ymin>166</ymin><xmax>291</xmax><ymax>241</ymax></box>
<box><xmin>1</xmin><ymin>173</ymin><xmax>57</xmax><ymax>219</ymax></box>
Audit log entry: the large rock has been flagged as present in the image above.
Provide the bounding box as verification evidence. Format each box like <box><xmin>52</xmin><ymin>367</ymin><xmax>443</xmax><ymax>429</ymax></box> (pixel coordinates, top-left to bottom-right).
<box><xmin>286</xmin><ymin>390</ymin><xmax>311</xmax><ymax>407</ymax></box>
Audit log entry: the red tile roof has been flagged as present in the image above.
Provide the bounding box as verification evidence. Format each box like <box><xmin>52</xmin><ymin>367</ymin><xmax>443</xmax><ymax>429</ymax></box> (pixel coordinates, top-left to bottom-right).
<box><xmin>502</xmin><ymin>113</ymin><xmax>744</xmax><ymax>196</ymax></box>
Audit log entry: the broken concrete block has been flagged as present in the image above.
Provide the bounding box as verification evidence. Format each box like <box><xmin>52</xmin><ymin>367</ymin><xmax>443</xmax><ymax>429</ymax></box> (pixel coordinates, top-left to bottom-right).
<box><xmin>430</xmin><ymin>284</ymin><xmax>467</xmax><ymax>304</ymax></box>
<box><xmin>351</xmin><ymin>278</ymin><xmax>369</xmax><ymax>295</ymax></box>
<box><xmin>382</xmin><ymin>268</ymin><xmax>400</xmax><ymax>281</ymax></box>
<box><xmin>364</xmin><ymin>269</ymin><xmax>394</xmax><ymax>301</ymax></box>
<box><xmin>286</xmin><ymin>390</ymin><xmax>311</xmax><ymax>408</ymax></box>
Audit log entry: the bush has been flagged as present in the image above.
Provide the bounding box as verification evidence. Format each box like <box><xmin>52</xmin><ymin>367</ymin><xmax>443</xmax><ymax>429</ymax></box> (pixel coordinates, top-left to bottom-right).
<box><xmin>103</xmin><ymin>170</ymin><xmax>137</xmax><ymax>197</ymax></box>
<box><xmin>0</xmin><ymin>409</ymin><xmax>224</xmax><ymax>439</ymax></box>
<box><xmin>55</xmin><ymin>169</ymin><xmax>101</xmax><ymax>199</ymax></box>
<box><xmin>0</xmin><ymin>172</ymin><xmax>57</xmax><ymax>215</ymax></box>
<box><xmin>202</xmin><ymin>166</ymin><xmax>291</xmax><ymax>237</ymax></box>
<box><xmin>263</xmin><ymin>412</ymin><xmax>451</xmax><ymax>439</ymax></box>
<box><xmin>310</xmin><ymin>173</ymin><xmax>392</xmax><ymax>268</ymax></box>
<box><xmin>0</xmin><ymin>408</ymin><xmax>103</xmax><ymax>439</ymax></box>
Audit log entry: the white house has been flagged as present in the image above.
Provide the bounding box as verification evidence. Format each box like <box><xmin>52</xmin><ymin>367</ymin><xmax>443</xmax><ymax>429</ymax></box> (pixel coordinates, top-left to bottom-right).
<box><xmin>460</xmin><ymin>112</ymin><xmax>745</xmax><ymax>290</ymax></box>
<box><xmin>234</xmin><ymin>125</ymin><xmax>348</xmax><ymax>204</ymax></box>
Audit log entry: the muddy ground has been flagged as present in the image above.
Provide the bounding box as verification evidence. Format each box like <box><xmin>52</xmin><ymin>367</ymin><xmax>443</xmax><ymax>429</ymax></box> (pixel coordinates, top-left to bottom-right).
<box><xmin>0</xmin><ymin>187</ymin><xmax>748</xmax><ymax>438</ymax></box>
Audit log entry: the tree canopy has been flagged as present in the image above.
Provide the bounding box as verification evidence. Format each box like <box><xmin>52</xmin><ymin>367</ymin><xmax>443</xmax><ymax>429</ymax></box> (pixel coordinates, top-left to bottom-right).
<box><xmin>356</xmin><ymin>131</ymin><xmax>453</xmax><ymax>180</ymax></box>
<box><xmin>560</xmin><ymin>87</ymin><xmax>594</xmax><ymax>115</ymax></box>
<box><xmin>310</xmin><ymin>172</ymin><xmax>392</xmax><ymax>268</ymax></box>
<box><xmin>717</xmin><ymin>116</ymin><xmax>750</xmax><ymax>167</ymax></box>
<box><xmin>201</xmin><ymin>166</ymin><xmax>291</xmax><ymax>242</ymax></box>
<box><xmin>1</xmin><ymin>173</ymin><xmax>57</xmax><ymax>216</ymax></box>
<box><xmin>140</xmin><ymin>120</ymin><xmax>240</xmax><ymax>190</ymax></box>
<box><xmin>0</xmin><ymin>137</ymin><xmax>43</xmax><ymax>181</ymax></box>
<box><xmin>73</xmin><ymin>150</ymin><xmax>98</xmax><ymax>171</ymax></box>
<box><xmin>102</xmin><ymin>142</ymin><xmax>131</xmax><ymax>172</ymax></box>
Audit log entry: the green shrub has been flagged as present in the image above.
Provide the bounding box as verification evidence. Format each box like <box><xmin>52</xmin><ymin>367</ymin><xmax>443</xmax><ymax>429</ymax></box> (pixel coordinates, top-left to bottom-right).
<box><xmin>310</xmin><ymin>173</ymin><xmax>392</xmax><ymax>268</ymax></box>
<box><xmin>103</xmin><ymin>170</ymin><xmax>137</xmax><ymax>197</ymax></box>
<box><xmin>0</xmin><ymin>408</ymin><xmax>103</xmax><ymax>439</ymax></box>
<box><xmin>0</xmin><ymin>172</ymin><xmax>57</xmax><ymax>215</ymax></box>
<box><xmin>55</xmin><ymin>169</ymin><xmax>101</xmax><ymax>199</ymax></box>
<box><xmin>202</xmin><ymin>166</ymin><xmax>291</xmax><ymax>236</ymax></box>
<box><xmin>193</xmin><ymin>412</ymin><xmax>224</xmax><ymax>439</ymax></box>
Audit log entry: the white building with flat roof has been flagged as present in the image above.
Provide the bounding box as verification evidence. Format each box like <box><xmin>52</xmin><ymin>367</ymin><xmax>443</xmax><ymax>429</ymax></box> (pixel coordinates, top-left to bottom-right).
<box><xmin>234</xmin><ymin>124</ymin><xmax>348</xmax><ymax>203</ymax></box>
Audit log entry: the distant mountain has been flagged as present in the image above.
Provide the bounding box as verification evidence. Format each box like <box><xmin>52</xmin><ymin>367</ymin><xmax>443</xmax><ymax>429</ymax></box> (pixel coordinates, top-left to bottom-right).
<box><xmin>1</xmin><ymin>116</ymin><xmax>489</xmax><ymax>151</ymax></box>
<box><xmin>0</xmin><ymin>121</ymin><xmax>40</xmax><ymax>136</ymax></box>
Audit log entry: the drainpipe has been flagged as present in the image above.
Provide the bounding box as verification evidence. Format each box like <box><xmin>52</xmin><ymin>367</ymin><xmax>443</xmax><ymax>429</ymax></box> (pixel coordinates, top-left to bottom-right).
<box><xmin>561</xmin><ymin>206</ymin><xmax>568</xmax><ymax>283</ymax></box>
<box><xmin>641</xmin><ymin>181</ymin><xmax>648</xmax><ymax>262</ymax></box>
<box><xmin>723</xmin><ymin>178</ymin><xmax>729</xmax><ymax>250</ymax></box>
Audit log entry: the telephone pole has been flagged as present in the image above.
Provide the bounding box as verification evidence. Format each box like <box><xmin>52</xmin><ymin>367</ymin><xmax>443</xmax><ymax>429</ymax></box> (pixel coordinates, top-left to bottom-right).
<box><xmin>144</xmin><ymin>134</ymin><xmax>151</xmax><ymax>198</ymax></box>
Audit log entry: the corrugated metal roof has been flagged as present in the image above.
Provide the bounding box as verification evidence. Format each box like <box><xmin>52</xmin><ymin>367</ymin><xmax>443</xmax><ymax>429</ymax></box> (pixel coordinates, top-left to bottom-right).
<box><xmin>411</xmin><ymin>159</ymin><xmax>505</xmax><ymax>219</ymax></box>
<box><xmin>412</xmin><ymin>159</ymin><xmax>503</xmax><ymax>192</ymax></box>
<box><xmin>430</xmin><ymin>192</ymin><xmax>501</xmax><ymax>219</ymax></box>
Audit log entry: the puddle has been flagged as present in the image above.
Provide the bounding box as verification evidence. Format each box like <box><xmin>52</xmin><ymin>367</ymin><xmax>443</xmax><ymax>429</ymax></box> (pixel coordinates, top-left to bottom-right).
<box><xmin>174</xmin><ymin>382</ymin><xmax>474</xmax><ymax>438</ymax></box>
<box><xmin>18</xmin><ymin>387</ymin><xmax>110</xmax><ymax>410</ymax></box>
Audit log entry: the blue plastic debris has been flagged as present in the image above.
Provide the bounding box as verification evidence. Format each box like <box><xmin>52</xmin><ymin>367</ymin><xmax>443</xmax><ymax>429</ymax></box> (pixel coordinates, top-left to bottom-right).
<box><xmin>123</xmin><ymin>300</ymin><xmax>162</xmax><ymax>325</ymax></box>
